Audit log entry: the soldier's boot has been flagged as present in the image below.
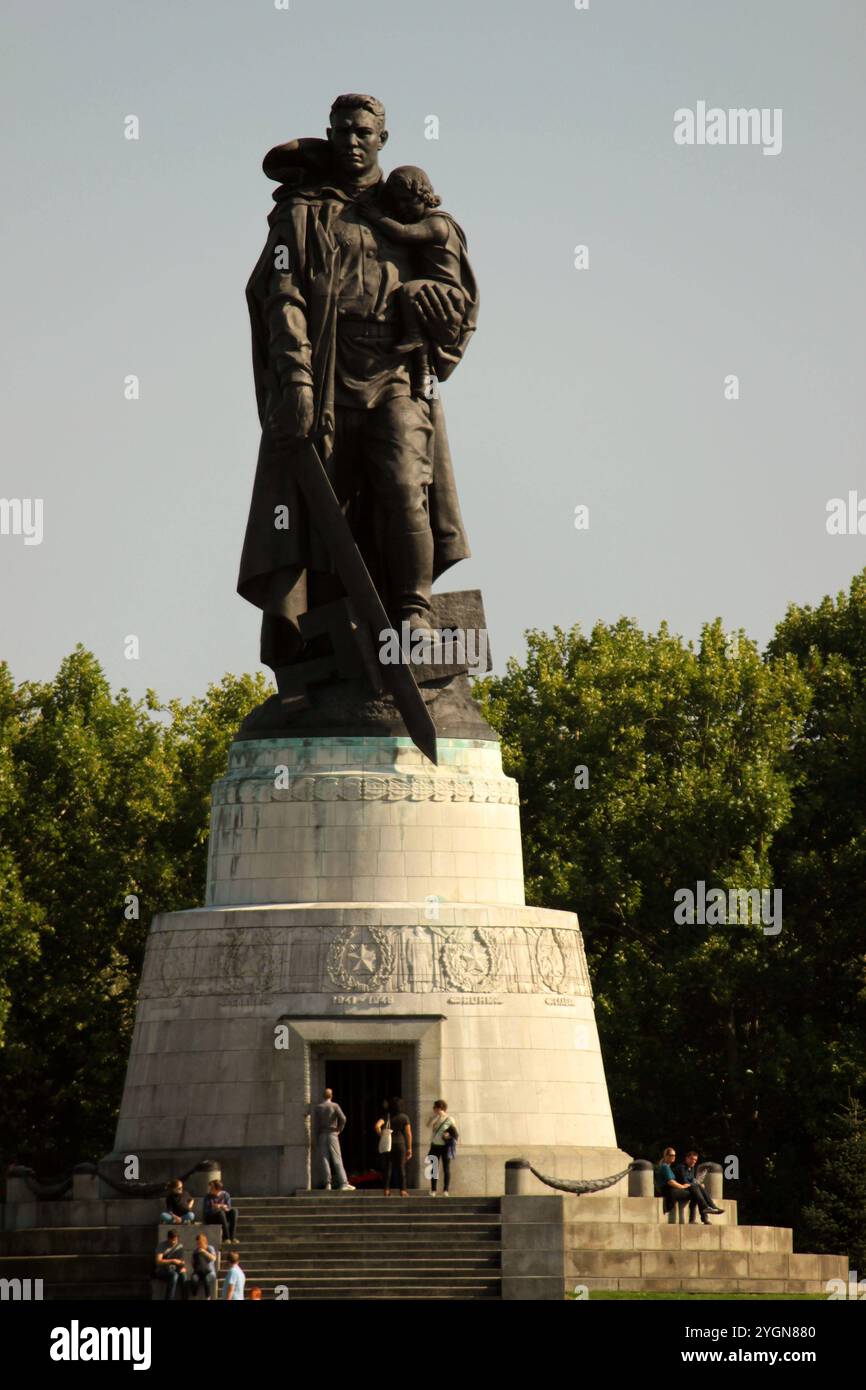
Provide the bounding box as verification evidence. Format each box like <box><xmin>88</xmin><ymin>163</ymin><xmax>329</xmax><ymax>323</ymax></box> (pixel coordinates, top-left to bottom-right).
<box><xmin>388</xmin><ymin>527</ymin><xmax>435</xmax><ymax>653</ymax></box>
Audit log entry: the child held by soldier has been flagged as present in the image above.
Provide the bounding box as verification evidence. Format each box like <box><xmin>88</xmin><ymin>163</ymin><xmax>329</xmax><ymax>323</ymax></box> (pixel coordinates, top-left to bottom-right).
<box><xmin>361</xmin><ymin>165</ymin><xmax>466</xmax><ymax>360</ymax></box>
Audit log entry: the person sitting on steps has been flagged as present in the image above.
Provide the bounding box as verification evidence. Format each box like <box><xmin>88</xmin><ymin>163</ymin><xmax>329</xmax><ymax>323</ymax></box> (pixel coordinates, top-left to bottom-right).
<box><xmin>189</xmin><ymin>1231</ymin><xmax>218</xmax><ymax>1300</ymax></box>
<box><xmin>656</xmin><ymin>1145</ymin><xmax>723</xmax><ymax>1223</ymax></box>
<box><xmin>204</xmin><ymin>1178</ymin><xmax>238</xmax><ymax>1243</ymax></box>
<box><xmin>154</xmin><ymin>1229</ymin><xmax>189</xmax><ymax>1300</ymax></box>
<box><xmin>675</xmin><ymin>1148</ymin><xmax>723</xmax><ymax>1223</ymax></box>
<box><xmin>159</xmin><ymin>1176</ymin><xmax>196</xmax><ymax>1224</ymax></box>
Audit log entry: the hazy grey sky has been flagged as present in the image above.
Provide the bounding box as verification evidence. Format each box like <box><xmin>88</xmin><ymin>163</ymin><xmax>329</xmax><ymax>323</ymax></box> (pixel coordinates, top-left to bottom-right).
<box><xmin>2</xmin><ymin>0</ymin><xmax>864</xmax><ymax>702</ymax></box>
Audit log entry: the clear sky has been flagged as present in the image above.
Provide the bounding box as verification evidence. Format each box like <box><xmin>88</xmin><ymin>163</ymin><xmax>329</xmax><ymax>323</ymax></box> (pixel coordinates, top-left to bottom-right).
<box><xmin>2</xmin><ymin>0</ymin><xmax>864</xmax><ymax>701</ymax></box>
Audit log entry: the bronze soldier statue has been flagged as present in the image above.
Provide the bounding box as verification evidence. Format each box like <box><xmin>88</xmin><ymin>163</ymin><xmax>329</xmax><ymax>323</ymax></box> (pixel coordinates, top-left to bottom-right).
<box><xmin>238</xmin><ymin>94</ymin><xmax>479</xmax><ymax>692</ymax></box>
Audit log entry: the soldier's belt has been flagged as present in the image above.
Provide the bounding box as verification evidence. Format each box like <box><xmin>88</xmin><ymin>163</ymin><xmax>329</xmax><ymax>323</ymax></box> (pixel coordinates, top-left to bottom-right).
<box><xmin>337</xmin><ymin>317</ymin><xmax>399</xmax><ymax>340</ymax></box>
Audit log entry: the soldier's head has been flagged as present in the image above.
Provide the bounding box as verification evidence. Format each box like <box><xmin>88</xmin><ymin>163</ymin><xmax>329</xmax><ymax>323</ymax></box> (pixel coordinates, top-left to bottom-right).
<box><xmin>327</xmin><ymin>94</ymin><xmax>388</xmax><ymax>179</ymax></box>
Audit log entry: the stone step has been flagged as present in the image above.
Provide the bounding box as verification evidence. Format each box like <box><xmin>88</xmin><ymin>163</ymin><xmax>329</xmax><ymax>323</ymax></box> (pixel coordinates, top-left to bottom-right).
<box><xmin>235</xmin><ymin>1191</ymin><xmax>498</xmax><ymax>1199</ymax></box>
<box><xmin>0</xmin><ymin>1227</ymin><xmax>156</xmax><ymax>1256</ymax></box>
<box><xmin>262</xmin><ymin>1284</ymin><xmax>500</xmax><ymax>1295</ymax></box>
<box><xmin>233</xmin><ymin>1223</ymin><xmax>500</xmax><ymax>1234</ymax></box>
<box><xmin>235</xmin><ymin>1199</ymin><xmax>498</xmax><ymax>1213</ymax></box>
<box><xmin>241</xmin><ymin>1252</ymin><xmax>498</xmax><ymax>1263</ymax></box>
<box><xmin>555</xmin><ymin>1195</ymin><xmax>739</xmax><ymax>1226</ymax></box>
<box><xmin>565</xmin><ymin>1247</ymin><xmax>845</xmax><ymax>1285</ymax></box>
<box><xmin>233</xmin><ymin>1239</ymin><xmax>500</xmax><ymax>1251</ymax></box>
<box><xmin>235</xmin><ymin>1196</ymin><xmax>498</xmax><ymax>1205</ymax></box>
<box><xmin>238</xmin><ymin>1278</ymin><xmax>502</xmax><ymax>1298</ymax></box>
<box><xmin>239</xmin><ymin>1214</ymin><xmax>500</xmax><ymax>1222</ymax></box>
<box><xmin>240</xmin><ymin>1218</ymin><xmax>498</xmax><ymax>1228</ymax></box>
<box><xmin>239</xmin><ymin>1255</ymin><xmax>501</xmax><ymax>1271</ymax></box>
<box><xmin>578</xmin><ymin>1276</ymin><xmax>832</xmax><ymax>1296</ymax></box>
<box><xmin>560</xmin><ymin>1222</ymin><xmax>793</xmax><ymax>1254</ymax></box>
<box><xmin>0</xmin><ymin>1254</ymin><xmax>151</xmax><ymax>1283</ymax></box>
<box><xmin>235</xmin><ymin>1191</ymin><xmax>497</xmax><ymax>1199</ymax></box>
<box><xmin>43</xmin><ymin>1282</ymin><xmax>153</xmax><ymax>1301</ymax></box>
<box><xmin>238</xmin><ymin>1248</ymin><xmax>499</xmax><ymax>1263</ymax></box>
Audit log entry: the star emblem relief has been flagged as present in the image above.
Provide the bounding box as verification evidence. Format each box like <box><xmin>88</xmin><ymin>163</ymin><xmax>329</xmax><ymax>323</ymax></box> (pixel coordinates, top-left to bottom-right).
<box><xmin>347</xmin><ymin>943</ymin><xmax>378</xmax><ymax>975</ymax></box>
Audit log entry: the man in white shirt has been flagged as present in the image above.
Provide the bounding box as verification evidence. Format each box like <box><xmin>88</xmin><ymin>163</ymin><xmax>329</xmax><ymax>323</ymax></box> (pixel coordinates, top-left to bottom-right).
<box><xmin>221</xmin><ymin>1250</ymin><xmax>246</xmax><ymax>1301</ymax></box>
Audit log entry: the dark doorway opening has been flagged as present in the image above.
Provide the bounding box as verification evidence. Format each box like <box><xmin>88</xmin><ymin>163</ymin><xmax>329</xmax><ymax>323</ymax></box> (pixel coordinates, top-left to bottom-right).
<box><xmin>325</xmin><ymin>1058</ymin><xmax>403</xmax><ymax>1184</ymax></box>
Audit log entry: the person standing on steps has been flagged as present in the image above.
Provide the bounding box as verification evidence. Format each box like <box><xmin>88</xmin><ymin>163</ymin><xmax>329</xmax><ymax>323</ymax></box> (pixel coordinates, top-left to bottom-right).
<box><xmin>220</xmin><ymin>1249</ymin><xmax>246</xmax><ymax>1301</ymax></box>
<box><xmin>312</xmin><ymin>1086</ymin><xmax>356</xmax><ymax>1191</ymax></box>
<box><xmin>374</xmin><ymin>1096</ymin><xmax>412</xmax><ymax>1197</ymax></box>
<box><xmin>426</xmin><ymin>1099</ymin><xmax>459</xmax><ymax>1196</ymax></box>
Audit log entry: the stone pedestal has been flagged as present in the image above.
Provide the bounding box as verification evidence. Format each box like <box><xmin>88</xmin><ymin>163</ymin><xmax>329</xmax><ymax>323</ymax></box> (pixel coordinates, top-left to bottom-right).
<box><xmin>111</xmin><ymin>735</ymin><xmax>628</xmax><ymax>1195</ymax></box>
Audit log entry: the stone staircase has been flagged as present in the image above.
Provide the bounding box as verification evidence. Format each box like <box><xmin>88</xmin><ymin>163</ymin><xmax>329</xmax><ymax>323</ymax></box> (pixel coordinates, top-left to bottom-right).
<box><xmin>0</xmin><ymin>1192</ymin><xmax>845</xmax><ymax>1300</ymax></box>
<box><xmin>0</xmin><ymin>1224</ymin><xmax>153</xmax><ymax>1300</ymax></box>
<box><xmin>500</xmin><ymin>1194</ymin><xmax>847</xmax><ymax>1297</ymax></box>
<box><xmin>231</xmin><ymin>1194</ymin><xmax>503</xmax><ymax>1300</ymax></box>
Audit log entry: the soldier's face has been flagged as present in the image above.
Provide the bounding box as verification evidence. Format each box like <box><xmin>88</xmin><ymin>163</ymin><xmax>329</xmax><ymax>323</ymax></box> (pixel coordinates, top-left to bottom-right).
<box><xmin>327</xmin><ymin>109</ymin><xmax>386</xmax><ymax>177</ymax></box>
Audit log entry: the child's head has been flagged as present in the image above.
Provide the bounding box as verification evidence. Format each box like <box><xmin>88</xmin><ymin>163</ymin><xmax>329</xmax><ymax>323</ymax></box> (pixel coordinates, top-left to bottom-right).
<box><xmin>385</xmin><ymin>165</ymin><xmax>441</xmax><ymax>220</ymax></box>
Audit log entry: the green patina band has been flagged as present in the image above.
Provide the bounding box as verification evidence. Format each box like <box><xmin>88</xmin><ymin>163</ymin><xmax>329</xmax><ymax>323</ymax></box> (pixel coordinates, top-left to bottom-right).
<box><xmin>229</xmin><ymin>736</ymin><xmax>498</xmax><ymax>754</ymax></box>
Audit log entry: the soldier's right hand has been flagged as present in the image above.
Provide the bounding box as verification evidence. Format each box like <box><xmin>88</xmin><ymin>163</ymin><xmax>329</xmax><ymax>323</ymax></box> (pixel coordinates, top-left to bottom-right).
<box><xmin>268</xmin><ymin>383</ymin><xmax>315</xmax><ymax>442</ymax></box>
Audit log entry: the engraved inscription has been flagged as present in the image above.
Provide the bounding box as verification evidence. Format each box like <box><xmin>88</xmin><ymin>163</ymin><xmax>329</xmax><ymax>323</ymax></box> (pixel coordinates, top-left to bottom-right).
<box><xmin>332</xmin><ymin>995</ymin><xmax>393</xmax><ymax>1006</ymax></box>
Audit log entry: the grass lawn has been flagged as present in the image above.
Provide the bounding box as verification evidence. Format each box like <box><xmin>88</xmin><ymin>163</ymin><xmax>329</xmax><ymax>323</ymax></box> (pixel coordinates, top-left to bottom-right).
<box><xmin>568</xmin><ymin>1291</ymin><xmax>827</xmax><ymax>1301</ymax></box>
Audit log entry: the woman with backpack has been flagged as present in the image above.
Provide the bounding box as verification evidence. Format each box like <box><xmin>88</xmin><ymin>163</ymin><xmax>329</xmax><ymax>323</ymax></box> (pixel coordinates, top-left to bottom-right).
<box><xmin>426</xmin><ymin>1099</ymin><xmax>459</xmax><ymax>1196</ymax></box>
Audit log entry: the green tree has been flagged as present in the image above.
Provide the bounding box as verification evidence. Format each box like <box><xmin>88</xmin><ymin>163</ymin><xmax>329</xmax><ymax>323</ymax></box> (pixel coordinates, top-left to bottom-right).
<box><xmin>479</xmin><ymin>617</ymin><xmax>811</xmax><ymax>1223</ymax></box>
<box><xmin>767</xmin><ymin>572</ymin><xmax>866</xmax><ymax>1230</ymax></box>
<box><xmin>0</xmin><ymin>648</ymin><xmax>270</xmax><ymax>1176</ymax></box>
<box><xmin>0</xmin><ymin>662</ymin><xmax>45</xmax><ymax>1047</ymax></box>
<box><xmin>801</xmin><ymin>1097</ymin><xmax>866</xmax><ymax>1274</ymax></box>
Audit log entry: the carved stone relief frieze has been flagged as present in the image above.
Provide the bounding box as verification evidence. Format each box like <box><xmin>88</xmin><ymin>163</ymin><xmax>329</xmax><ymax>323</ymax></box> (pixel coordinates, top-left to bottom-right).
<box><xmin>139</xmin><ymin>922</ymin><xmax>592</xmax><ymax>1001</ymax></box>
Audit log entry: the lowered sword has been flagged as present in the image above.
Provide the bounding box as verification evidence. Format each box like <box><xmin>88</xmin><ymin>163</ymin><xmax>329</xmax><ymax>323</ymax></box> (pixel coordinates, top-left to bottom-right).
<box><xmin>287</xmin><ymin>434</ymin><xmax>439</xmax><ymax>766</ymax></box>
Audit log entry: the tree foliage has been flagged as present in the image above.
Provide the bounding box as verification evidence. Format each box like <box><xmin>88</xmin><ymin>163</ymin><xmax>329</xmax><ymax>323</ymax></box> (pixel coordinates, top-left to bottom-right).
<box><xmin>479</xmin><ymin>576</ymin><xmax>866</xmax><ymax>1244</ymax></box>
<box><xmin>0</xmin><ymin>647</ymin><xmax>270</xmax><ymax>1174</ymax></box>
<box><xmin>801</xmin><ymin>1097</ymin><xmax>866</xmax><ymax>1273</ymax></box>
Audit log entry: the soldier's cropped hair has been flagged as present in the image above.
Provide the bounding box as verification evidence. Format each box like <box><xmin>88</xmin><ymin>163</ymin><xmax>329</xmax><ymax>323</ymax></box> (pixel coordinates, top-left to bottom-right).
<box><xmin>329</xmin><ymin>93</ymin><xmax>386</xmax><ymax>130</ymax></box>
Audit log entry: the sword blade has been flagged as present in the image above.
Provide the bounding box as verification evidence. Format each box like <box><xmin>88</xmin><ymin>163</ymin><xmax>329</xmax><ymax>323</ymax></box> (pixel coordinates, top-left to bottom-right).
<box><xmin>289</xmin><ymin>438</ymin><xmax>438</xmax><ymax>765</ymax></box>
